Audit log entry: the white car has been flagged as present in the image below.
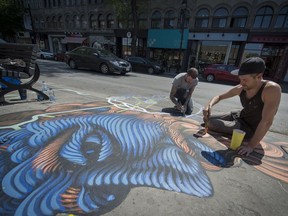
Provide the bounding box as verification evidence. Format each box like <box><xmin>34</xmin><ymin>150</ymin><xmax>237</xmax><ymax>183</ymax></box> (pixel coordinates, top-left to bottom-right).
<box><xmin>37</xmin><ymin>49</ymin><xmax>54</xmax><ymax>60</ymax></box>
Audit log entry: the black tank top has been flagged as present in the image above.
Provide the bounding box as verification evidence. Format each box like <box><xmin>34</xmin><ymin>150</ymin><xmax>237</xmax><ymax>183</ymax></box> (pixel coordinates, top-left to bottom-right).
<box><xmin>239</xmin><ymin>81</ymin><xmax>267</xmax><ymax>132</ymax></box>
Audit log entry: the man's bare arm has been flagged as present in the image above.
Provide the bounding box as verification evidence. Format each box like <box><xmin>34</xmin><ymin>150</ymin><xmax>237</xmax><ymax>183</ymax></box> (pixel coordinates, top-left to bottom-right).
<box><xmin>238</xmin><ymin>84</ymin><xmax>281</xmax><ymax>155</ymax></box>
<box><xmin>203</xmin><ymin>84</ymin><xmax>243</xmax><ymax>119</ymax></box>
<box><xmin>169</xmin><ymin>86</ymin><xmax>179</xmax><ymax>105</ymax></box>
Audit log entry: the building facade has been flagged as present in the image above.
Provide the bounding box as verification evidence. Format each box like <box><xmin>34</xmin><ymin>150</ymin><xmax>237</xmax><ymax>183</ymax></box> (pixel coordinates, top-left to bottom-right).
<box><xmin>20</xmin><ymin>0</ymin><xmax>288</xmax><ymax>82</ymax></box>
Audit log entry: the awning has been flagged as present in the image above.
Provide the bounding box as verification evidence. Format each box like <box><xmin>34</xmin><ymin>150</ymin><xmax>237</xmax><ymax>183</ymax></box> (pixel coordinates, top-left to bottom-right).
<box><xmin>61</xmin><ymin>37</ymin><xmax>88</xmax><ymax>44</ymax></box>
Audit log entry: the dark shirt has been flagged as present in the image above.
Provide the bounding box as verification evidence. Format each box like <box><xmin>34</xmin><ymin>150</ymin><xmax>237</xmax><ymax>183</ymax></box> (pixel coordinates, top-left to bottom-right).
<box><xmin>239</xmin><ymin>81</ymin><xmax>267</xmax><ymax>133</ymax></box>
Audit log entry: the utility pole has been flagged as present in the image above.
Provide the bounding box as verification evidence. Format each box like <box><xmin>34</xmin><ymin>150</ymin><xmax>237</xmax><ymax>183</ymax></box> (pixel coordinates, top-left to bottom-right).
<box><xmin>178</xmin><ymin>0</ymin><xmax>187</xmax><ymax>73</ymax></box>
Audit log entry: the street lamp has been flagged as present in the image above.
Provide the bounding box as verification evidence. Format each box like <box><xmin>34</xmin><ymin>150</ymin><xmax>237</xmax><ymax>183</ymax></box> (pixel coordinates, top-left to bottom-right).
<box><xmin>178</xmin><ymin>0</ymin><xmax>187</xmax><ymax>73</ymax></box>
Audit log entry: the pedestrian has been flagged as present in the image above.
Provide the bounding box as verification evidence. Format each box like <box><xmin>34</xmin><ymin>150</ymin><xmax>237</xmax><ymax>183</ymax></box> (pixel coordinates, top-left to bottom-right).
<box><xmin>202</xmin><ymin>57</ymin><xmax>281</xmax><ymax>156</ymax></box>
<box><xmin>170</xmin><ymin>67</ymin><xmax>199</xmax><ymax>115</ymax></box>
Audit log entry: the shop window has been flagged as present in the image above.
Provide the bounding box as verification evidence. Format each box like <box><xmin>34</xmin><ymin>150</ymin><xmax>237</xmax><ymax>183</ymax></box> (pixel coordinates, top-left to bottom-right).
<box><xmin>195</xmin><ymin>8</ymin><xmax>209</xmax><ymax>28</ymax></box>
<box><xmin>98</xmin><ymin>14</ymin><xmax>105</xmax><ymax>29</ymax></box>
<box><xmin>274</xmin><ymin>6</ymin><xmax>288</xmax><ymax>29</ymax></box>
<box><xmin>164</xmin><ymin>10</ymin><xmax>176</xmax><ymax>29</ymax></box>
<box><xmin>107</xmin><ymin>14</ymin><xmax>114</xmax><ymax>29</ymax></box>
<box><xmin>231</xmin><ymin>7</ymin><xmax>248</xmax><ymax>28</ymax></box>
<box><xmin>228</xmin><ymin>43</ymin><xmax>240</xmax><ymax>65</ymax></box>
<box><xmin>212</xmin><ymin>7</ymin><xmax>228</xmax><ymax>28</ymax></box>
<box><xmin>151</xmin><ymin>11</ymin><xmax>162</xmax><ymax>29</ymax></box>
<box><xmin>253</xmin><ymin>6</ymin><xmax>273</xmax><ymax>29</ymax></box>
<box><xmin>198</xmin><ymin>41</ymin><xmax>230</xmax><ymax>65</ymax></box>
<box><xmin>90</xmin><ymin>14</ymin><xmax>97</xmax><ymax>29</ymax></box>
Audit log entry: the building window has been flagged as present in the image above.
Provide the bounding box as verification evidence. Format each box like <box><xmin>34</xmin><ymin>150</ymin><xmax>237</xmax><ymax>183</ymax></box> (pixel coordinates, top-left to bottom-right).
<box><xmin>128</xmin><ymin>13</ymin><xmax>134</xmax><ymax>28</ymax></box>
<box><xmin>81</xmin><ymin>15</ymin><xmax>87</xmax><ymax>29</ymax></box>
<box><xmin>58</xmin><ymin>16</ymin><xmax>63</xmax><ymax>29</ymax></box>
<box><xmin>138</xmin><ymin>13</ymin><xmax>148</xmax><ymax>29</ymax></box>
<box><xmin>46</xmin><ymin>17</ymin><xmax>50</xmax><ymax>28</ymax></box>
<box><xmin>195</xmin><ymin>8</ymin><xmax>209</xmax><ymax>28</ymax></box>
<box><xmin>231</xmin><ymin>6</ymin><xmax>248</xmax><ymax>28</ymax></box>
<box><xmin>107</xmin><ymin>14</ymin><xmax>114</xmax><ymax>29</ymax></box>
<box><xmin>253</xmin><ymin>6</ymin><xmax>273</xmax><ymax>29</ymax></box>
<box><xmin>40</xmin><ymin>18</ymin><xmax>45</xmax><ymax>29</ymax></box>
<box><xmin>212</xmin><ymin>7</ymin><xmax>228</xmax><ymax>28</ymax></box>
<box><xmin>98</xmin><ymin>14</ymin><xmax>105</xmax><ymax>29</ymax></box>
<box><xmin>34</xmin><ymin>18</ymin><xmax>39</xmax><ymax>29</ymax></box>
<box><xmin>90</xmin><ymin>14</ymin><xmax>97</xmax><ymax>29</ymax></box>
<box><xmin>164</xmin><ymin>10</ymin><xmax>176</xmax><ymax>28</ymax></box>
<box><xmin>73</xmin><ymin>15</ymin><xmax>81</xmax><ymax>29</ymax></box>
<box><xmin>65</xmin><ymin>15</ymin><xmax>70</xmax><ymax>29</ymax></box>
<box><xmin>52</xmin><ymin>16</ymin><xmax>57</xmax><ymax>28</ymax></box>
<box><xmin>151</xmin><ymin>11</ymin><xmax>162</xmax><ymax>29</ymax></box>
<box><xmin>274</xmin><ymin>6</ymin><xmax>288</xmax><ymax>29</ymax></box>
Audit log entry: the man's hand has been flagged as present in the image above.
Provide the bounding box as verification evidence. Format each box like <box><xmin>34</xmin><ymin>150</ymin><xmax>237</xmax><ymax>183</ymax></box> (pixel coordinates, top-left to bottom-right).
<box><xmin>237</xmin><ymin>145</ymin><xmax>254</xmax><ymax>156</ymax></box>
<box><xmin>203</xmin><ymin>106</ymin><xmax>211</xmax><ymax>121</ymax></box>
<box><xmin>176</xmin><ymin>103</ymin><xmax>182</xmax><ymax>111</ymax></box>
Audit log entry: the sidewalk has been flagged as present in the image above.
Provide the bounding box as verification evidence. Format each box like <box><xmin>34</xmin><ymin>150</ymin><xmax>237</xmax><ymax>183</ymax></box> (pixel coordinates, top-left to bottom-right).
<box><xmin>0</xmin><ymin>86</ymin><xmax>287</xmax><ymax>216</ymax></box>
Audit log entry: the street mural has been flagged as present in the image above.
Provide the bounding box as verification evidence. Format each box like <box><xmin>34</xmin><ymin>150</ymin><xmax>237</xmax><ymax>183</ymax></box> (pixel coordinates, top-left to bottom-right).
<box><xmin>0</xmin><ymin>99</ymin><xmax>287</xmax><ymax>215</ymax></box>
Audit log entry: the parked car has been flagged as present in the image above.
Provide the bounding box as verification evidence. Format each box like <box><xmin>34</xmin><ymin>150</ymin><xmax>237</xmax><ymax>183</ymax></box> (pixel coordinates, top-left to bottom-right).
<box><xmin>202</xmin><ymin>64</ymin><xmax>240</xmax><ymax>83</ymax></box>
<box><xmin>126</xmin><ymin>56</ymin><xmax>164</xmax><ymax>74</ymax></box>
<box><xmin>65</xmin><ymin>46</ymin><xmax>131</xmax><ymax>75</ymax></box>
<box><xmin>36</xmin><ymin>49</ymin><xmax>55</xmax><ymax>60</ymax></box>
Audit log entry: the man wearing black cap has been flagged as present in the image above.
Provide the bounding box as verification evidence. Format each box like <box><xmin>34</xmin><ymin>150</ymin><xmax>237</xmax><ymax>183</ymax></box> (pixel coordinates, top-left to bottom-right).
<box><xmin>203</xmin><ymin>57</ymin><xmax>281</xmax><ymax>156</ymax></box>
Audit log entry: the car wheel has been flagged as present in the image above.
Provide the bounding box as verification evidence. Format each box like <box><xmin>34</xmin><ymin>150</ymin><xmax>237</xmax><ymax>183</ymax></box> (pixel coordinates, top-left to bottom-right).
<box><xmin>100</xmin><ymin>63</ymin><xmax>109</xmax><ymax>74</ymax></box>
<box><xmin>40</xmin><ymin>54</ymin><xmax>44</xmax><ymax>59</ymax></box>
<box><xmin>206</xmin><ymin>74</ymin><xmax>215</xmax><ymax>82</ymax></box>
<box><xmin>69</xmin><ymin>59</ymin><xmax>77</xmax><ymax>69</ymax></box>
<box><xmin>148</xmin><ymin>67</ymin><xmax>154</xmax><ymax>74</ymax></box>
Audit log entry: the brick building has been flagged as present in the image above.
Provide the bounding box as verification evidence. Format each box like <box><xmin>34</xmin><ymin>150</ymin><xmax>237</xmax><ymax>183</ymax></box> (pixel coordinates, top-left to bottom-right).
<box><xmin>20</xmin><ymin>0</ymin><xmax>288</xmax><ymax>82</ymax></box>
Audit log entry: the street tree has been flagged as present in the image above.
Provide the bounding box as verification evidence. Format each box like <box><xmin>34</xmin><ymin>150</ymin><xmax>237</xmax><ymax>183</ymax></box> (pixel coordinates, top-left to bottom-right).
<box><xmin>110</xmin><ymin>0</ymin><xmax>143</xmax><ymax>56</ymax></box>
<box><xmin>0</xmin><ymin>0</ymin><xmax>24</xmax><ymax>40</ymax></box>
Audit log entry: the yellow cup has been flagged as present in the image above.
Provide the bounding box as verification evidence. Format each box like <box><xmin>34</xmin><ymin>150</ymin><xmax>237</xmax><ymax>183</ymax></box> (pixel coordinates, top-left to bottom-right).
<box><xmin>230</xmin><ymin>129</ymin><xmax>246</xmax><ymax>150</ymax></box>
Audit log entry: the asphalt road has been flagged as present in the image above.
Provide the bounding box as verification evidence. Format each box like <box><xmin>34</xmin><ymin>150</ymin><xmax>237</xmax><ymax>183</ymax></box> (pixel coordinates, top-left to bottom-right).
<box><xmin>35</xmin><ymin>60</ymin><xmax>288</xmax><ymax>136</ymax></box>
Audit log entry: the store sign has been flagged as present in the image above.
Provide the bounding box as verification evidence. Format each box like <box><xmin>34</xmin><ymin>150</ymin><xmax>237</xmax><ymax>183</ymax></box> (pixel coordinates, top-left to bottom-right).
<box><xmin>148</xmin><ymin>29</ymin><xmax>189</xmax><ymax>49</ymax></box>
<box><xmin>250</xmin><ymin>36</ymin><xmax>287</xmax><ymax>43</ymax></box>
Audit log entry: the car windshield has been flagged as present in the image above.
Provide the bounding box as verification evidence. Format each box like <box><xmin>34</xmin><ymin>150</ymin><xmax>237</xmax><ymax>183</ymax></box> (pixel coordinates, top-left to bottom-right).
<box><xmin>96</xmin><ymin>49</ymin><xmax>117</xmax><ymax>58</ymax></box>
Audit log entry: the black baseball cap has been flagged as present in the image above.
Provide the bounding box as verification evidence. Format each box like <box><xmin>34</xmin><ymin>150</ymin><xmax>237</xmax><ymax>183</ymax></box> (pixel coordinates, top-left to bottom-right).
<box><xmin>231</xmin><ymin>57</ymin><xmax>266</xmax><ymax>76</ymax></box>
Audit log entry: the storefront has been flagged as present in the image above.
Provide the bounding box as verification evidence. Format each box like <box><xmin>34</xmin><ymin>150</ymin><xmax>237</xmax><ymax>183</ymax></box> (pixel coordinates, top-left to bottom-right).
<box><xmin>188</xmin><ymin>32</ymin><xmax>248</xmax><ymax>70</ymax></box>
<box><xmin>147</xmin><ymin>29</ymin><xmax>189</xmax><ymax>72</ymax></box>
<box><xmin>114</xmin><ymin>29</ymin><xmax>148</xmax><ymax>59</ymax></box>
<box><xmin>246</xmin><ymin>34</ymin><xmax>288</xmax><ymax>82</ymax></box>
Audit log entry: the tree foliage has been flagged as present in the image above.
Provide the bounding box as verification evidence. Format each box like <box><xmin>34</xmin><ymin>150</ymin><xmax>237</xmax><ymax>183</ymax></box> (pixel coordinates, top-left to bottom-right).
<box><xmin>0</xmin><ymin>0</ymin><xmax>24</xmax><ymax>37</ymax></box>
<box><xmin>109</xmin><ymin>0</ymin><xmax>146</xmax><ymax>56</ymax></box>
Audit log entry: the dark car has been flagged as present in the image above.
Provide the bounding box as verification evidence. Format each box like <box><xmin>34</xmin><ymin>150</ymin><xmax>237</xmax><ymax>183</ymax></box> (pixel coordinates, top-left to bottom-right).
<box><xmin>203</xmin><ymin>64</ymin><xmax>240</xmax><ymax>83</ymax></box>
<box><xmin>65</xmin><ymin>46</ymin><xmax>132</xmax><ymax>75</ymax></box>
<box><xmin>126</xmin><ymin>56</ymin><xmax>164</xmax><ymax>74</ymax></box>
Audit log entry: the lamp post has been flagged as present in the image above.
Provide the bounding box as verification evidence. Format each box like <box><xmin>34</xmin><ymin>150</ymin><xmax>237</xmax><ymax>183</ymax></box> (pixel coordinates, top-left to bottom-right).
<box><xmin>178</xmin><ymin>0</ymin><xmax>187</xmax><ymax>73</ymax></box>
